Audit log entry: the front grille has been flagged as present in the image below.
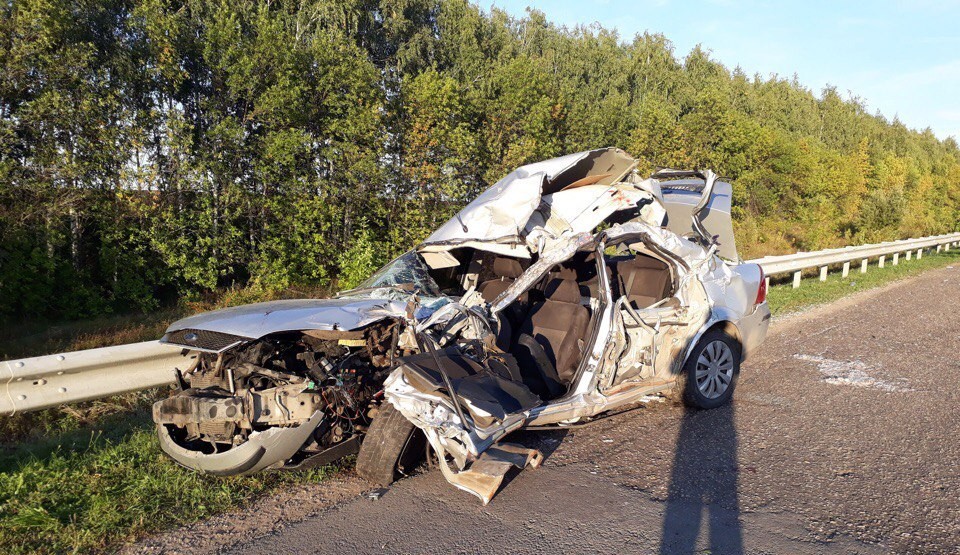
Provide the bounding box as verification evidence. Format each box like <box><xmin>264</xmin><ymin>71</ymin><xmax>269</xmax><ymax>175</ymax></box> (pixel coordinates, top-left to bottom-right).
<box><xmin>162</xmin><ymin>328</ymin><xmax>249</xmax><ymax>352</ymax></box>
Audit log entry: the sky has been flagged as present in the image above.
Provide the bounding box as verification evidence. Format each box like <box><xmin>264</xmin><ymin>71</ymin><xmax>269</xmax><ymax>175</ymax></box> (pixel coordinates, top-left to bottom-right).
<box><xmin>488</xmin><ymin>0</ymin><xmax>960</xmax><ymax>141</ymax></box>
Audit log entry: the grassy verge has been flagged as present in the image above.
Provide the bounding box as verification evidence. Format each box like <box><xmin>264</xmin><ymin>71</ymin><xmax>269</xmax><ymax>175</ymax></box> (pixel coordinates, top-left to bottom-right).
<box><xmin>0</xmin><ymin>406</ymin><xmax>342</xmax><ymax>554</ymax></box>
<box><xmin>766</xmin><ymin>248</ymin><xmax>960</xmax><ymax>316</ymax></box>
<box><xmin>2</xmin><ymin>254</ymin><xmax>959</xmax><ymax>553</ymax></box>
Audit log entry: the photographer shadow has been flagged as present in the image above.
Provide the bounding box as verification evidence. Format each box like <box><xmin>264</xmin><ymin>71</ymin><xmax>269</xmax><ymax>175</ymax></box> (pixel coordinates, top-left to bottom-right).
<box><xmin>660</xmin><ymin>403</ymin><xmax>743</xmax><ymax>554</ymax></box>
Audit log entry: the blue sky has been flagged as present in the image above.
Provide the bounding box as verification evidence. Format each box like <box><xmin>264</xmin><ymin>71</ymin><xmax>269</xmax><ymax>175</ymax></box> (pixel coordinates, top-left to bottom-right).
<box><xmin>488</xmin><ymin>0</ymin><xmax>960</xmax><ymax>141</ymax></box>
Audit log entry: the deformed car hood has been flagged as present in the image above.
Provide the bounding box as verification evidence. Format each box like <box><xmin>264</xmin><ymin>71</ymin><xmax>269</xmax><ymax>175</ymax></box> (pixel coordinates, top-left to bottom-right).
<box><xmin>163</xmin><ymin>298</ymin><xmax>408</xmax><ymax>340</ymax></box>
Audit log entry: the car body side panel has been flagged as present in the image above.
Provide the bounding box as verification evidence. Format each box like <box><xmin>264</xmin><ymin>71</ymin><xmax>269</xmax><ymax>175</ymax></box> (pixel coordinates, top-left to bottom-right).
<box><xmin>387</xmin><ymin>220</ymin><xmax>768</xmax><ymax>444</ymax></box>
<box><xmin>739</xmin><ymin>302</ymin><xmax>771</xmax><ymax>359</ymax></box>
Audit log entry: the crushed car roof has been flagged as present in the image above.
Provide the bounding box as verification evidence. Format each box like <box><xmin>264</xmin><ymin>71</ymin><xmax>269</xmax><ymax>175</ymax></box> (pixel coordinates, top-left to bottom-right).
<box><xmin>421</xmin><ymin>148</ymin><xmax>638</xmax><ymax>254</ymax></box>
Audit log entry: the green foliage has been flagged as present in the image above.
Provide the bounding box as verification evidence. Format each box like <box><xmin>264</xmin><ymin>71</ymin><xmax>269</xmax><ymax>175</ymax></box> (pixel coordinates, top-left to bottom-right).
<box><xmin>336</xmin><ymin>223</ymin><xmax>383</xmax><ymax>290</ymax></box>
<box><xmin>2</xmin><ymin>0</ymin><xmax>960</xmax><ymax>322</ymax></box>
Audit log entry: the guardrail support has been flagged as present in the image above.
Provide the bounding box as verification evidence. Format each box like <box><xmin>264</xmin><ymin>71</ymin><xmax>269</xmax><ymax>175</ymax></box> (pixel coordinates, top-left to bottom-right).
<box><xmin>842</xmin><ymin>261</ymin><xmax>850</xmax><ymax>278</ymax></box>
<box><xmin>906</xmin><ymin>250</ymin><xmax>912</xmax><ymax>261</ymax></box>
<box><xmin>861</xmin><ymin>259</ymin><xmax>868</xmax><ymax>273</ymax></box>
<box><xmin>917</xmin><ymin>248</ymin><xmax>922</xmax><ymax>260</ymax></box>
<box><xmin>937</xmin><ymin>245</ymin><xmax>942</xmax><ymax>253</ymax></box>
<box><xmin>893</xmin><ymin>252</ymin><xmax>899</xmax><ymax>265</ymax></box>
<box><xmin>819</xmin><ymin>266</ymin><xmax>828</xmax><ymax>281</ymax></box>
<box><xmin>792</xmin><ymin>271</ymin><xmax>801</xmax><ymax>288</ymax></box>
<box><xmin>879</xmin><ymin>255</ymin><xmax>885</xmax><ymax>268</ymax></box>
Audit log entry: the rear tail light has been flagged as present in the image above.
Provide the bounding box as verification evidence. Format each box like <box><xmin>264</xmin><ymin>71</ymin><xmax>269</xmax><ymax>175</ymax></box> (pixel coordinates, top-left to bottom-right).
<box><xmin>755</xmin><ymin>267</ymin><xmax>767</xmax><ymax>305</ymax></box>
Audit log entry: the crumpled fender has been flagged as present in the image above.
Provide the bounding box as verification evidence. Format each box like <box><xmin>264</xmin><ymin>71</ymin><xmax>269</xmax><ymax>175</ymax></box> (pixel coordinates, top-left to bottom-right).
<box><xmin>156</xmin><ymin>410</ymin><xmax>323</xmax><ymax>476</ymax></box>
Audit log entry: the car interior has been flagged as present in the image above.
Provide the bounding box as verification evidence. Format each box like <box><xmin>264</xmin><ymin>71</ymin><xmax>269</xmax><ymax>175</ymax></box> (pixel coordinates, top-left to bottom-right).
<box><xmin>413</xmin><ymin>245</ymin><xmax>678</xmax><ymax>411</ymax></box>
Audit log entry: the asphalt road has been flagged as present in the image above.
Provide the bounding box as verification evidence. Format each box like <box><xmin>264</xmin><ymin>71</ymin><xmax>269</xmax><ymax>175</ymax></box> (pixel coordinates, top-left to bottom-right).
<box><xmin>131</xmin><ymin>264</ymin><xmax>960</xmax><ymax>554</ymax></box>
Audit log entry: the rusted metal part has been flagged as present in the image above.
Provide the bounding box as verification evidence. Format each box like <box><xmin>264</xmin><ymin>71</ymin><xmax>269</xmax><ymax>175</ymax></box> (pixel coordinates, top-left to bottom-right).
<box><xmin>302</xmin><ymin>329</ymin><xmax>365</xmax><ymax>341</ymax></box>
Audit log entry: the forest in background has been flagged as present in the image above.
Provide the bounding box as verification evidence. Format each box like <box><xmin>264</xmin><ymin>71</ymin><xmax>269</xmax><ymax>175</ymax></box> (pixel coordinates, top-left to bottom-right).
<box><xmin>2</xmin><ymin>0</ymin><xmax>959</xmax><ymax>323</ymax></box>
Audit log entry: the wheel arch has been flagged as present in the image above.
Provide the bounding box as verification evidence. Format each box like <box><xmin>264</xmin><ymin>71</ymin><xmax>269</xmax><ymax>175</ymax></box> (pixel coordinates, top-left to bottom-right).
<box><xmin>680</xmin><ymin>311</ymin><xmax>745</xmax><ymax>372</ymax></box>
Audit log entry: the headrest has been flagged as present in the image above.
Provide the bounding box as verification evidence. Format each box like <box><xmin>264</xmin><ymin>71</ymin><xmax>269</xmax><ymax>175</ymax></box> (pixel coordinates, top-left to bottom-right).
<box><xmin>618</xmin><ymin>254</ymin><xmax>668</xmax><ymax>270</ymax></box>
<box><xmin>551</xmin><ymin>266</ymin><xmax>578</xmax><ymax>280</ymax></box>
<box><xmin>543</xmin><ymin>279</ymin><xmax>582</xmax><ymax>304</ymax></box>
<box><xmin>491</xmin><ymin>257</ymin><xmax>523</xmax><ymax>279</ymax></box>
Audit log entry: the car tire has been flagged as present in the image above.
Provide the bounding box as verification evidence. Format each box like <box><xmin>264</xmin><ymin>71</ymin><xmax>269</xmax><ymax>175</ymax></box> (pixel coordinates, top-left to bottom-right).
<box><xmin>676</xmin><ymin>329</ymin><xmax>741</xmax><ymax>409</ymax></box>
<box><xmin>356</xmin><ymin>402</ymin><xmax>424</xmax><ymax>486</ymax></box>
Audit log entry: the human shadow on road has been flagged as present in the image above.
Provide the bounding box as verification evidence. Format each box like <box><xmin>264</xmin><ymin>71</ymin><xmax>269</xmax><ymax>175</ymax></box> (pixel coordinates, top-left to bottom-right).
<box><xmin>660</xmin><ymin>404</ymin><xmax>742</xmax><ymax>554</ymax></box>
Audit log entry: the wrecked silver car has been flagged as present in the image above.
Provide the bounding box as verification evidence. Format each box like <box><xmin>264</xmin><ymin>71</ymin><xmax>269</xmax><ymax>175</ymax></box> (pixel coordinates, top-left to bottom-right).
<box><xmin>154</xmin><ymin>148</ymin><xmax>769</xmax><ymax>501</ymax></box>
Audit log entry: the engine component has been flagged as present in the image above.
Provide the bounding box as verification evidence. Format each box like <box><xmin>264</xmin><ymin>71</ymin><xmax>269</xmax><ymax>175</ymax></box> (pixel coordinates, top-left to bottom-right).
<box><xmin>153</xmin><ymin>320</ymin><xmax>405</xmax><ymax>473</ymax></box>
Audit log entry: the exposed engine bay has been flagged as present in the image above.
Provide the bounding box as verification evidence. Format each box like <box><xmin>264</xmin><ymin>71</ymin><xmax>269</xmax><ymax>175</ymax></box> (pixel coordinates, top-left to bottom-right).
<box><xmin>154</xmin><ymin>321</ymin><xmax>408</xmax><ymax>473</ymax></box>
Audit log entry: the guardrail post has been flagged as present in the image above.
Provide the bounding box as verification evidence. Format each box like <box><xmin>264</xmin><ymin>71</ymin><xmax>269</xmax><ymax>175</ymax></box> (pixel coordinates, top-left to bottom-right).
<box><xmin>861</xmin><ymin>259</ymin><xmax>868</xmax><ymax>273</ymax></box>
<box><xmin>946</xmin><ymin>243</ymin><xmax>951</xmax><ymax>252</ymax></box>
<box><xmin>937</xmin><ymin>245</ymin><xmax>942</xmax><ymax>253</ymax></box>
<box><xmin>765</xmin><ymin>276</ymin><xmax>770</xmax><ymax>292</ymax></box>
<box><xmin>819</xmin><ymin>266</ymin><xmax>828</xmax><ymax>281</ymax></box>
<box><xmin>893</xmin><ymin>252</ymin><xmax>899</xmax><ymax>265</ymax></box>
<box><xmin>842</xmin><ymin>261</ymin><xmax>850</xmax><ymax>278</ymax></box>
<box><xmin>879</xmin><ymin>255</ymin><xmax>885</xmax><ymax>268</ymax></box>
<box><xmin>792</xmin><ymin>270</ymin><xmax>801</xmax><ymax>288</ymax></box>
<box><xmin>906</xmin><ymin>250</ymin><xmax>912</xmax><ymax>261</ymax></box>
<box><xmin>916</xmin><ymin>248</ymin><xmax>922</xmax><ymax>260</ymax></box>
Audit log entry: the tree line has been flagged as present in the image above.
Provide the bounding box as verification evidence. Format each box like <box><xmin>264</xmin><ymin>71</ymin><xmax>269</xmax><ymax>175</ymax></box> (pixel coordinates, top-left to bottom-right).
<box><xmin>1</xmin><ymin>0</ymin><xmax>958</xmax><ymax>322</ymax></box>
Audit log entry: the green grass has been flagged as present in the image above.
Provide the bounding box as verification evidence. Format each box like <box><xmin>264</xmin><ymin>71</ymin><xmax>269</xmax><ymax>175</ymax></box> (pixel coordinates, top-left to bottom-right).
<box><xmin>0</xmin><ymin>405</ymin><xmax>343</xmax><ymax>554</ymax></box>
<box><xmin>767</xmin><ymin>248</ymin><xmax>960</xmax><ymax>316</ymax></box>
<box><xmin>1</xmin><ymin>252</ymin><xmax>958</xmax><ymax>553</ymax></box>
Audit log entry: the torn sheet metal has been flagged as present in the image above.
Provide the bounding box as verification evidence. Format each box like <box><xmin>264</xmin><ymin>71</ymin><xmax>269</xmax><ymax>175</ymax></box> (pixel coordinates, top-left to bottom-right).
<box><xmin>433</xmin><ymin>439</ymin><xmax>542</xmax><ymax>505</ymax></box>
<box><xmin>422</xmin><ymin>148</ymin><xmax>637</xmax><ymax>250</ymax></box>
<box><xmin>524</xmin><ymin>183</ymin><xmax>659</xmax><ymax>254</ymax></box>
<box><xmin>490</xmin><ymin>232</ymin><xmax>596</xmax><ymax>313</ymax></box>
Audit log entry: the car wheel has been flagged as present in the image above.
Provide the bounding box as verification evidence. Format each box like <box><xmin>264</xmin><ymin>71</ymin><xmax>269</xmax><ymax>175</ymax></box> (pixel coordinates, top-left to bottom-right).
<box><xmin>676</xmin><ymin>329</ymin><xmax>741</xmax><ymax>409</ymax></box>
<box><xmin>356</xmin><ymin>402</ymin><xmax>425</xmax><ymax>486</ymax></box>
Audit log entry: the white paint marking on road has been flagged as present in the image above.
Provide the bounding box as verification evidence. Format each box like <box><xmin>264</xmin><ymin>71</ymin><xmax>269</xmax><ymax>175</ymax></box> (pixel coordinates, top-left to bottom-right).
<box><xmin>793</xmin><ymin>354</ymin><xmax>912</xmax><ymax>392</ymax></box>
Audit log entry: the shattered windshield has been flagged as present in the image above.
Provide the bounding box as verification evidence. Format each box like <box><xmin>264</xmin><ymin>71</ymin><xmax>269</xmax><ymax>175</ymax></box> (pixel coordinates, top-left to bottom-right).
<box><xmin>346</xmin><ymin>251</ymin><xmax>443</xmax><ymax>298</ymax></box>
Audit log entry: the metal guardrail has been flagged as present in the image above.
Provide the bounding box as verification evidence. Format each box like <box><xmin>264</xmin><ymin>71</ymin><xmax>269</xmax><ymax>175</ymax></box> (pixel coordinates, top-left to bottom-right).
<box><xmin>746</xmin><ymin>232</ymin><xmax>960</xmax><ymax>288</ymax></box>
<box><xmin>2</xmin><ymin>231</ymin><xmax>958</xmax><ymax>416</ymax></box>
<box><xmin>1</xmin><ymin>341</ymin><xmax>183</xmax><ymax>414</ymax></box>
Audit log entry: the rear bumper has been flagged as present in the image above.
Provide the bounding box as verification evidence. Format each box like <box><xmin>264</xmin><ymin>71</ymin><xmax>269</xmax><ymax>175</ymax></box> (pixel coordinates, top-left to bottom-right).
<box><xmin>739</xmin><ymin>301</ymin><xmax>771</xmax><ymax>361</ymax></box>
